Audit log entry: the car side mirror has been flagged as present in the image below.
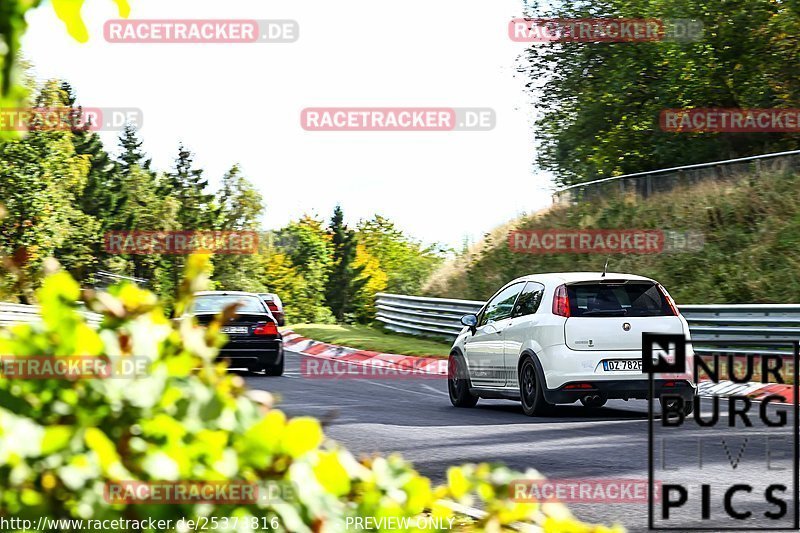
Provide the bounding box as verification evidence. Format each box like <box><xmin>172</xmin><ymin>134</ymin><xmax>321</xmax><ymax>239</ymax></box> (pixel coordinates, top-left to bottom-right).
<box><xmin>461</xmin><ymin>314</ymin><xmax>478</xmax><ymax>334</ymax></box>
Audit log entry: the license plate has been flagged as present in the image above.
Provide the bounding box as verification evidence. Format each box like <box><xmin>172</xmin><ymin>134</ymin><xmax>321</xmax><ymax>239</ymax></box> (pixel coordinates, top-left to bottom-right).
<box><xmin>221</xmin><ymin>326</ymin><xmax>249</xmax><ymax>334</ymax></box>
<box><xmin>602</xmin><ymin>359</ymin><xmax>642</xmax><ymax>371</ymax></box>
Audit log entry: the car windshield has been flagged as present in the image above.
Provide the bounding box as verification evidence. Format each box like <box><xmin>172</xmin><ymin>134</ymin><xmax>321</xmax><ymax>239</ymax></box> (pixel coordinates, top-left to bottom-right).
<box><xmin>567</xmin><ymin>282</ymin><xmax>672</xmax><ymax>317</ymax></box>
<box><xmin>190</xmin><ymin>295</ymin><xmax>265</xmax><ymax>314</ymax></box>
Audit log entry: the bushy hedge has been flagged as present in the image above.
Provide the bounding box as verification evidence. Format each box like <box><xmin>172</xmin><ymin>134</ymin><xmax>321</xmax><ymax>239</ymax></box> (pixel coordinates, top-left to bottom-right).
<box><xmin>0</xmin><ymin>256</ymin><xmax>622</xmax><ymax>532</ymax></box>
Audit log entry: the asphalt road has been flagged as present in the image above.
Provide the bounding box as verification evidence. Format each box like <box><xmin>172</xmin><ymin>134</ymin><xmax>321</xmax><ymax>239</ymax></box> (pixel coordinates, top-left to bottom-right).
<box><xmin>245</xmin><ymin>348</ymin><xmax>798</xmax><ymax>532</ymax></box>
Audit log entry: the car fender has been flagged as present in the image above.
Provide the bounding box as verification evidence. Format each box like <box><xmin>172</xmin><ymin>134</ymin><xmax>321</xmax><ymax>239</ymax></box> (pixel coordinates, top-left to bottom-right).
<box><xmin>517</xmin><ymin>349</ymin><xmax>547</xmax><ymax>389</ymax></box>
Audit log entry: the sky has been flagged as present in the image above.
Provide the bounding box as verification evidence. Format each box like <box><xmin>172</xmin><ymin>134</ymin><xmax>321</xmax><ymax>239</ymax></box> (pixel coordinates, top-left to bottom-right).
<box><xmin>22</xmin><ymin>0</ymin><xmax>554</xmax><ymax>248</ymax></box>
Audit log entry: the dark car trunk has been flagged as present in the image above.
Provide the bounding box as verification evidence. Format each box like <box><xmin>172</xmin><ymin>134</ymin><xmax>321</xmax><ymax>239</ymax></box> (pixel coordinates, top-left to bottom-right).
<box><xmin>192</xmin><ymin>312</ymin><xmax>272</xmax><ymax>328</ymax></box>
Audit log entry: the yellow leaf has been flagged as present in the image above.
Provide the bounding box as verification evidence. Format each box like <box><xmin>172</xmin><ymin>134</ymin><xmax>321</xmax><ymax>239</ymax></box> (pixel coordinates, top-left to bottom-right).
<box><xmin>280</xmin><ymin>417</ymin><xmax>322</xmax><ymax>458</ymax></box>
<box><xmin>52</xmin><ymin>0</ymin><xmax>89</xmax><ymax>43</ymax></box>
<box><xmin>84</xmin><ymin>428</ymin><xmax>120</xmax><ymax>473</ymax></box>
<box><xmin>112</xmin><ymin>0</ymin><xmax>131</xmax><ymax>17</ymax></box>
<box><xmin>313</xmin><ymin>451</ymin><xmax>350</xmax><ymax>496</ymax></box>
<box><xmin>42</xmin><ymin>426</ymin><xmax>72</xmax><ymax>455</ymax></box>
<box><xmin>52</xmin><ymin>0</ymin><xmax>131</xmax><ymax>43</ymax></box>
<box><xmin>446</xmin><ymin>466</ymin><xmax>469</xmax><ymax>499</ymax></box>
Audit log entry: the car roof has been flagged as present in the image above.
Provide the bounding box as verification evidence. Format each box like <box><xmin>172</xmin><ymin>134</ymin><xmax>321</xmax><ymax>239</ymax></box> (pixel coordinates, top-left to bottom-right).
<box><xmin>194</xmin><ymin>291</ymin><xmax>261</xmax><ymax>297</ymax></box>
<box><xmin>508</xmin><ymin>272</ymin><xmax>657</xmax><ymax>285</ymax></box>
<box><xmin>187</xmin><ymin>291</ymin><xmax>275</xmax><ymax>318</ymax></box>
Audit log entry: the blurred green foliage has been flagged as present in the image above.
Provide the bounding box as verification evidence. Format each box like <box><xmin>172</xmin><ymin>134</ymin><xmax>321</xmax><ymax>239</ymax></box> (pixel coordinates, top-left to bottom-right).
<box><xmin>0</xmin><ymin>255</ymin><xmax>621</xmax><ymax>532</ymax></box>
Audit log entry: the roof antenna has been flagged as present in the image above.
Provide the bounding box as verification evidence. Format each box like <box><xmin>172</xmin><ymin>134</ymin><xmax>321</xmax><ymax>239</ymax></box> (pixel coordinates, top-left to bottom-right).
<box><xmin>601</xmin><ymin>258</ymin><xmax>609</xmax><ymax>278</ymax></box>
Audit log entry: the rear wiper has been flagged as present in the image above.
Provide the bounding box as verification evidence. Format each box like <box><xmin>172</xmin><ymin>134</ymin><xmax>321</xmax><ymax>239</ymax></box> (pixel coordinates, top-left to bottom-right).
<box><xmin>581</xmin><ymin>309</ymin><xmax>628</xmax><ymax>316</ymax></box>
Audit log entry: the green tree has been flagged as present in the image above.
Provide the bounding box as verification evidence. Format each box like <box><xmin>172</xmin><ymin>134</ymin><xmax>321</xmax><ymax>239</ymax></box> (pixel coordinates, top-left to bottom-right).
<box><xmin>273</xmin><ymin>216</ymin><xmax>334</xmax><ymax>323</ymax></box>
<box><xmin>157</xmin><ymin>144</ymin><xmax>215</xmax><ymax>295</ymax></box>
<box><xmin>350</xmin><ymin>243</ymin><xmax>388</xmax><ymax>323</ymax></box>
<box><xmin>59</xmin><ymin>82</ymin><xmax>125</xmax><ymax>278</ymax></box>
<box><xmin>357</xmin><ymin>215</ymin><xmax>444</xmax><ymax>295</ymax></box>
<box><xmin>0</xmin><ymin>81</ymin><xmax>98</xmax><ymax>299</ymax></box>
<box><xmin>325</xmin><ymin>206</ymin><xmax>365</xmax><ymax>322</ymax></box>
<box><xmin>211</xmin><ymin>165</ymin><xmax>265</xmax><ymax>292</ymax></box>
<box><xmin>117</xmin><ymin>123</ymin><xmax>151</xmax><ymax>176</ymax></box>
<box><xmin>523</xmin><ymin>0</ymin><xmax>800</xmax><ymax>186</ymax></box>
<box><xmin>163</xmin><ymin>144</ymin><xmax>215</xmax><ymax>229</ymax></box>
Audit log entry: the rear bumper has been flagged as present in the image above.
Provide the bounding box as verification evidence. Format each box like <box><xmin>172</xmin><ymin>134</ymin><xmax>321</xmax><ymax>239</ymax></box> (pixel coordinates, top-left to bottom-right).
<box><xmin>544</xmin><ymin>379</ymin><xmax>695</xmax><ymax>404</ymax></box>
<box><xmin>539</xmin><ymin>344</ymin><xmax>695</xmax><ymax>389</ymax></box>
<box><xmin>218</xmin><ymin>338</ymin><xmax>283</xmax><ymax>365</ymax></box>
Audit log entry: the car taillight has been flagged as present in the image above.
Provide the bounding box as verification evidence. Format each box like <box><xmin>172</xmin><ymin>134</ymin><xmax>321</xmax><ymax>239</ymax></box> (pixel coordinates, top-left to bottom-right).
<box><xmin>658</xmin><ymin>284</ymin><xmax>680</xmax><ymax>316</ymax></box>
<box><xmin>266</xmin><ymin>301</ymin><xmax>279</xmax><ymax>312</ymax></box>
<box><xmin>552</xmin><ymin>284</ymin><xmax>570</xmax><ymax>317</ymax></box>
<box><xmin>253</xmin><ymin>322</ymin><xmax>278</xmax><ymax>335</ymax></box>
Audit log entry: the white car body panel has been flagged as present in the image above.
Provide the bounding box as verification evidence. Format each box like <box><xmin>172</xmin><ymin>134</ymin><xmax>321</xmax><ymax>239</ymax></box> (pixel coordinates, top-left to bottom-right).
<box><xmin>451</xmin><ymin>272</ymin><xmax>697</xmax><ymax>403</ymax></box>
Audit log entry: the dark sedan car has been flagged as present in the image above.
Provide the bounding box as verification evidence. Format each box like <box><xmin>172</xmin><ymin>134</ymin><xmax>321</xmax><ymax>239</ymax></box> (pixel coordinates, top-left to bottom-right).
<box><xmin>186</xmin><ymin>291</ymin><xmax>284</xmax><ymax>376</ymax></box>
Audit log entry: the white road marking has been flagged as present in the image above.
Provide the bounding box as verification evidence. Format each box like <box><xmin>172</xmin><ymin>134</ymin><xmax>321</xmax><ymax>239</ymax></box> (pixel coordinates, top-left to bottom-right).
<box><xmin>361</xmin><ymin>379</ymin><xmax>446</xmax><ymax>399</ymax></box>
<box><xmin>421</xmin><ymin>383</ymin><xmax>449</xmax><ymax>396</ymax></box>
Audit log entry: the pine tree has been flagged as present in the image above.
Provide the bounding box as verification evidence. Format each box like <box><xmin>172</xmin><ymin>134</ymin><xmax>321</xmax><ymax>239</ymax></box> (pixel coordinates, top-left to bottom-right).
<box><xmin>118</xmin><ymin>123</ymin><xmax>151</xmax><ymax>176</ymax></box>
<box><xmin>212</xmin><ymin>164</ymin><xmax>265</xmax><ymax>291</ymax></box>
<box><xmin>325</xmin><ymin>205</ymin><xmax>366</xmax><ymax>322</ymax></box>
<box><xmin>161</xmin><ymin>144</ymin><xmax>215</xmax><ymax>230</ymax></box>
<box><xmin>60</xmin><ymin>82</ymin><xmax>123</xmax><ymax>275</ymax></box>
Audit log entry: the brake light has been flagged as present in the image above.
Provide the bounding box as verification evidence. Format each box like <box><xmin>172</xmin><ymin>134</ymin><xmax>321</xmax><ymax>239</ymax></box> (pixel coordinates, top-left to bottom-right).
<box><xmin>266</xmin><ymin>301</ymin><xmax>279</xmax><ymax>312</ymax></box>
<box><xmin>253</xmin><ymin>322</ymin><xmax>278</xmax><ymax>335</ymax></box>
<box><xmin>552</xmin><ymin>284</ymin><xmax>570</xmax><ymax>317</ymax></box>
<box><xmin>658</xmin><ymin>284</ymin><xmax>680</xmax><ymax>316</ymax></box>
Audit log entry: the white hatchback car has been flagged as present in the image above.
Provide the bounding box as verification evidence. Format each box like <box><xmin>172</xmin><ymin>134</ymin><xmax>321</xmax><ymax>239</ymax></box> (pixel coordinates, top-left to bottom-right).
<box><xmin>447</xmin><ymin>272</ymin><xmax>696</xmax><ymax>416</ymax></box>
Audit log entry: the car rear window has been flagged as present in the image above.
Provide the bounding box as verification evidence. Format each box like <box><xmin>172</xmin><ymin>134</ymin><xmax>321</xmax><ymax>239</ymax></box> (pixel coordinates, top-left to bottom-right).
<box><xmin>566</xmin><ymin>282</ymin><xmax>672</xmax><ymax>317</ymax></box>
<box><xmin>191</xmin><ymin>295</ymin><xmax>266</xmax><ymax>314</ymax></box>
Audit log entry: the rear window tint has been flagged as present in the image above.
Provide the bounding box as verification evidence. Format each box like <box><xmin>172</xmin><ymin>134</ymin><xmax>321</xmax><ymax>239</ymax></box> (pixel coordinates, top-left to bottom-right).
<box><xmin>191</xmin><ymin>295</ymin><xmax>266</xmax><ymax>314</ymax></box>
<box><xmin>567</xmin><ymin>282</ymin><xmax>672</xmax><ymax>317</ymax></box>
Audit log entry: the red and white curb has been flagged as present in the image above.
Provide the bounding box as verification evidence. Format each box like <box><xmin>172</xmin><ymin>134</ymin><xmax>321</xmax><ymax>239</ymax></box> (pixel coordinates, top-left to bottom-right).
<box><xmin>283</xmin><ymin>331</ymin><xmax>795</xmax><ymax>401</ymax></box>
<box><xmin>282</xmin><ymin>330</ymin><xmax>448</xmax><ymax>377</ymax></box>
<box><xmin>696</xmin><ymin>380</ymin><xmax>794</xmax><ymax>405</ymax></box>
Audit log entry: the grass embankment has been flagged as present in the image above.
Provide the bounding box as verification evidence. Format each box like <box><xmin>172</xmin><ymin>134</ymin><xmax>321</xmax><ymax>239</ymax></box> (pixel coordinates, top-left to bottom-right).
<box><xmin>285</xmin><ymin>323</ymin><xmax>451</xmax><ymax>357</ymax></box>
<box><xmin>424</xmin><ymin>171</ymin><xmax>800</xmax><ymax>305</ymax></box>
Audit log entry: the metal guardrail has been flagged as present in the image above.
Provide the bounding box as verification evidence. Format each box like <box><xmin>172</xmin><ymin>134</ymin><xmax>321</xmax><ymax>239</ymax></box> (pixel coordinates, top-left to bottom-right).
<box><xmin>552</xmin><ymin>149</ymin><xmax>800</xmax><ymax>204</ymax></box>
<box><xmin>376</xmin><ymin>293</ymin><xmax>800</xmax><ymax>356</ymax></box>
<box><xmin>0</xmin><ymin>303</ymin><xmax>102</xmax><ymax>329</ymax></box>
<box><xmin>375</xmin><ymin>293</ymin><xmax>483</xmax><ymax>338</ymax></box>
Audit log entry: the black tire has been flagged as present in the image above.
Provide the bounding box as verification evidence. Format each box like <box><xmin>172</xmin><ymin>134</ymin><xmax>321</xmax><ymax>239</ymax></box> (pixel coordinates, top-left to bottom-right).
<box><xmin>659</xmin><ymin>396</ymin><xmax>694</xmax><ymax>416</ymax></box>
<box><xmin>448</xmin><ymin>354</ymin><xmax>478</xmax><ymax>408</ymax></box>
<box><xmin>519</xmin><ymin>356</ymin><xmax>551</xmax><ymax>416</ymax></box>
<box><xmin>264</xmin><ymin>351</ymin><xmax>284</xmax><ymax>377</ymax></box>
